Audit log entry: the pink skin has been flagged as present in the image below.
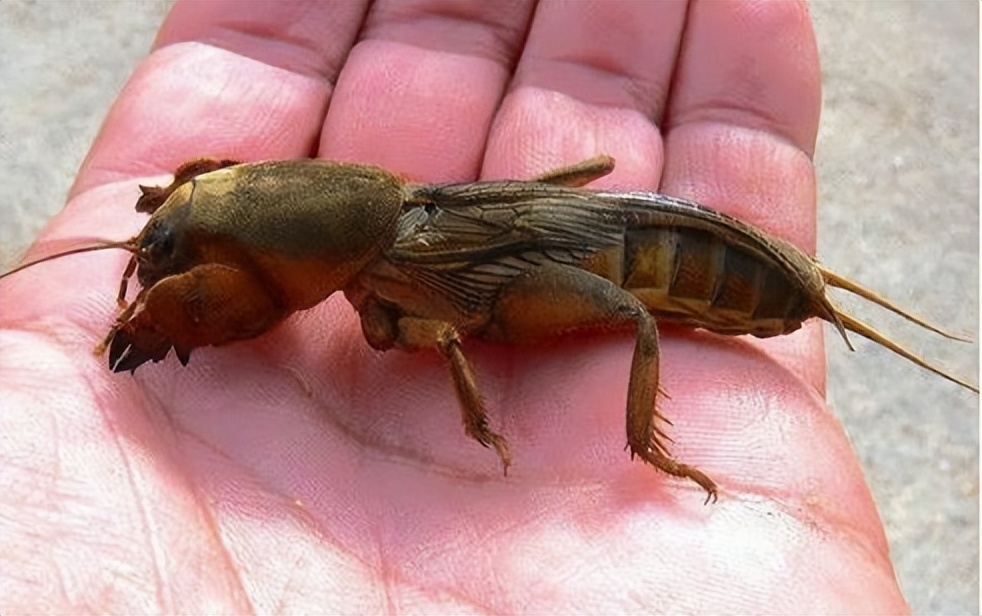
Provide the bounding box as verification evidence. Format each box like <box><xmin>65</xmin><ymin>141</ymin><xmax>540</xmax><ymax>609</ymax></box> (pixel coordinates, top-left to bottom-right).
<box><xmin>1</xmin><ymin>1</ymin><xmax>907</xmax><ymax>612</ymax></box>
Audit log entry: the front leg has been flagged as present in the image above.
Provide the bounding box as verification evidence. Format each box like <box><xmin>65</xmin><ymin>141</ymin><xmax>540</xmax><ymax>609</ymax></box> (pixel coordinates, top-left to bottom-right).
<box><xmin>135</xmin><ymin>158</ymin><xmax>241</xmax><ymax>214</ymax></box>
<box><xmin>105</xmin><ymin>263</ymin><xmax>284</xmax><ymax>372</ymax></box>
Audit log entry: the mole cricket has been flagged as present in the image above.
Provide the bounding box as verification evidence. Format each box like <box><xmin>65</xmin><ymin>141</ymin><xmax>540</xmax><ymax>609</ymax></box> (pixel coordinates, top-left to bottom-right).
<box><xmin>2</xmin><ymin>155</ymin><xmax>977</xmax><ymax>502</ymax></box>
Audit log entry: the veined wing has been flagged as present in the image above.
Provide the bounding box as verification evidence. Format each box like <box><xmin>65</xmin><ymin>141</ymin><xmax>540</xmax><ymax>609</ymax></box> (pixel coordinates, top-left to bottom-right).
<box><xmin>385</xmin><ymin>180</ymin><xmax>820</xmax><ymax>316</ymax></box>
<box><xmin>386</xmin><ymin>181</ymin><xmax>630</xmax><ymax>313</ymax></box>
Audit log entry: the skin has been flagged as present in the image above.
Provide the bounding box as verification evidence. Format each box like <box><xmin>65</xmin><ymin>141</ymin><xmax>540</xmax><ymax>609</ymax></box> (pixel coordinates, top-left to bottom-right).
<box><xmin>0</xmin><ymin>1</ymin><xmax>908</xmax><ymax>613</ymax></box>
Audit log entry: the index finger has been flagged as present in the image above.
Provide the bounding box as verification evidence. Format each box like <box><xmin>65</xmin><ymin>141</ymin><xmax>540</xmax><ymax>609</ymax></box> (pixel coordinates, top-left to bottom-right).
<box><xmin>70</xmin><ymin>0</ymin><xmax>370</xmax><ymax>199</ymax></box>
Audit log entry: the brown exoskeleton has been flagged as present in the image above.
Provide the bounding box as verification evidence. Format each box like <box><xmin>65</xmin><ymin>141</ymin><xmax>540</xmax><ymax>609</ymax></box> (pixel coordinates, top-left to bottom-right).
<box><xmin>3</xmin><ymin>155</ymin><xmax>977</xmax><ymax>502</ymax></box>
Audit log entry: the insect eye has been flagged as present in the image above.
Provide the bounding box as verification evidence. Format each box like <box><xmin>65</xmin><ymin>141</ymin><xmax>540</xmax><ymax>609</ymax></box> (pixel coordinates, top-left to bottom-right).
<box><xmin>156</xmin><ymin>229</ymin><xmax>175</xmax><ymax>256</ymax></box>
<box><xmin>140</xmin><ymin>224</ymin><xmax>176</xmax><ymax>265</ymax></box>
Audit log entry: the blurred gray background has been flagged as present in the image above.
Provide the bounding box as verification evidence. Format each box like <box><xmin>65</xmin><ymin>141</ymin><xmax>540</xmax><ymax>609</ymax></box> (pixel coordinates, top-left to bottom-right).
<box><xmin>0</xmin><ymin>1</ymin><xmax>977</xmax><ymax>613</ymax></box>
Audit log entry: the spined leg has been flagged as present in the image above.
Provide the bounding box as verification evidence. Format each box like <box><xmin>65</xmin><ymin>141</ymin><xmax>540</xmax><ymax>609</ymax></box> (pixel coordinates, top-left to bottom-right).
<box><xmin>624</xmin><ymin>311</ymin><xmax>718</xmax><ymax>503</ymax></box>
<box><xmin>104</xmin><ymin>263</ymin><xmax>284</xmax><ymax>372</ymax></box>
<box><xmin>392</xmin><ymin>316</ymin><xmax>512</xmax><ymax>473</ymax></box>
<box><xmin>487</xmin><ymin>262</ymin><xmax>717</xmax><ymax>502</ymax></box>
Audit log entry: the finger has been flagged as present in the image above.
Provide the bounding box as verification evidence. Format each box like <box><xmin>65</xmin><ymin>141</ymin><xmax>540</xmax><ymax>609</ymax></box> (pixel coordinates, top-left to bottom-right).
<box><xmin>482</xmin><ymin>0</ymin><xmax>689</xmax><ymax>186</ymax></box>
<box><xmin>661</xmin><ymin>0</ymin><xmax>820</xmax><ymax>247</ymax></box>
<box><xmin>316</xmin><ymin>0</ymin><xmax>536</xmax><ymax>181</ymax></box>
<box><xmin>659</xmin><ymin>0</ymin><xmax>824</xmax><ymax>390</ymax></box>
<box><xmin>651</xmin><ymin>12</ymin><xmax>896</xmax><ymax>604</ymax></box>
<box><xmin>72</xmin><ymin>0</ymin><xmax>370</xmax><ymax>198</ymax></box>
<box><xmin>154</xmin><ymin>1</ymin><xmax>370</xmax><ymax>78</ymax></box>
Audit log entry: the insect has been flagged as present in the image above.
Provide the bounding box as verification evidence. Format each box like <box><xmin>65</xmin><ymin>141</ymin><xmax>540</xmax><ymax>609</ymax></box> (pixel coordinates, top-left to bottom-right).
<box><xmin>2</xmin><ymin>155</ymin><xmax>976</xmax><ymax>502</ymax></box>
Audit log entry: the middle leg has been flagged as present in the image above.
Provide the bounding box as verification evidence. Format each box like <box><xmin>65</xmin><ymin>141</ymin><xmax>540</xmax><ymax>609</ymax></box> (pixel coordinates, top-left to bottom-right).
<box><xmin>393</xmin><ymin>316</ymin><xmax>512</xmax><ymax>473</ymax></box>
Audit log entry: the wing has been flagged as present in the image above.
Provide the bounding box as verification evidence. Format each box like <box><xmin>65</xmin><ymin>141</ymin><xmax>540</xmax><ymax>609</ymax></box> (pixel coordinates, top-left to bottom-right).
<box><xmin>386</xmin><ymin>181</ymin><xmax>630</xmax><ymax>314</ymax></box>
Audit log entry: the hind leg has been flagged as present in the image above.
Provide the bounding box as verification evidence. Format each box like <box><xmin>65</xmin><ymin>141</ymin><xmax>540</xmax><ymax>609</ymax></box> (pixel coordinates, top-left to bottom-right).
<box><xmin>487</xmin><ymin>262</ymin><xmax>718</xmax><ymax>502</ymax></box>
<box><xmin>531</xmin><ymin>155</ymin><xmax>615</xmax><ymax>187</ymax></box>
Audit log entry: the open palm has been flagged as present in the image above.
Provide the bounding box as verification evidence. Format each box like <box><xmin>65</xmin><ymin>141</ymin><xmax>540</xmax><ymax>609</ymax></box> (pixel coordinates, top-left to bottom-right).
<box><xmin>1</xmin><ymin>2</ymin><xmax>907</xmax><ymax>613</ymax></box>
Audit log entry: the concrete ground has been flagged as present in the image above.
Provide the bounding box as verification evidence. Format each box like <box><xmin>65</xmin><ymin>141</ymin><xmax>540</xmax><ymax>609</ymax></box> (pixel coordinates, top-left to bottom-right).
<box><xmin>1</xmin><ymin>2</ymin><xmax>977</xmax><ymax>613</ymax></box>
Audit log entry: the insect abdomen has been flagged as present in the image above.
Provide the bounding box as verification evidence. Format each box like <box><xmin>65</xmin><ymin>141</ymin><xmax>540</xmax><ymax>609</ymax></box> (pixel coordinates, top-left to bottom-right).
<box><xmin>620</xmin><ymin>225</ymin><xmax>811</xmax><ymax>338</ymax></box>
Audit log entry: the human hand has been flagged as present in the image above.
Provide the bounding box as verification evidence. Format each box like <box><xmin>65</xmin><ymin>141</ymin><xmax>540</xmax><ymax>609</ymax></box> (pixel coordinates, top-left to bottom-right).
<box><xmin>1</xmin><ymin>1</ymin><xmax>907</xmax><ymax>612</ymax></box>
